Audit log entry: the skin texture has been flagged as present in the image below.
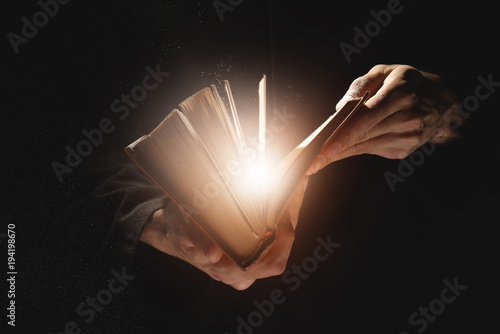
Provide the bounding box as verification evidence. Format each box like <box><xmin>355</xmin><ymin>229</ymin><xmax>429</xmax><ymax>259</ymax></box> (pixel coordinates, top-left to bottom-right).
<box><xmin>140</xmin><ymin>175</ymin><xmax>309</xmax><ymax>290</ymax></box>
<box><xmin>308</xmin><ymin>64</ymin><xmax>461</xmax><ymax>173</ymax></box>
<box><xmin>140</xmin><ymin>64</ymin><xmax>462</xmax><ymax>290</ymax></box>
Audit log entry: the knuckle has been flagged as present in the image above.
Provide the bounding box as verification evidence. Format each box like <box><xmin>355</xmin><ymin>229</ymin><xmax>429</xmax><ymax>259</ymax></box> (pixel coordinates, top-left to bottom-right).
<box><xmin>354</xmin><ymin>141</ymin><xmax>369</xmax><ymax>155</ymax></box>
<box><xmin>188</xmin><ymin>249</ymin><xmax>211</xmax><ymax>267</ymax></box>
<box><xmin>199</xmin><ymin>253</ymin><xmax>218</xmax><ymax>267</ymax></box>
<box><xmin>401</xmin><ymin>70</ymin><xmax>423</xmax><ymax>87</ymax></box>
<box><xmin>398</xmin><ymin>65</ymin><xmax>420</xmax><ymax>78</ymax></box>
<box><xmin>350</xmin><ymin>64</ymin><xmax>389</xmax><ymax>92</ymax></box>
<box><xmin>266</xmin><ymin>261</ymin><xmax>287</xmax><ymax>277</ymax></box>
<box><xmin>219</xmin><ymin>272</ymin><xmax>244</xmax><ymax>286</ymax></box>
<box><xmin>399</xmin><ymin>139</ymin><xmax>420</xmax><ymax>159</ymax></box>
<box><xmin>402</xmin><ymin>91</ymin><xmax>419</xmax><ymax>108</ymax></box>
<box><xmin>370</xmin><ymin>64</ymin><xmax>389</xmax><ymax>74</ymax></box>
<box><xmin>394</xmin><ymin>79</ymin><xmax>419</xmax><ymax>103</ymax></box>
<box><xmin>356</xmin><ymin>128</ymin><xmax>370</xmax><ymax>142</ymax></box>
<box><xmin>231</xmin><ymin>280</ymin><xmax>255</xmax><ymax>291</ymax></box>
<box><xmin>387</xmin><ymin>134</ymin><xmax>421</xmax><ymax>160</ymax></box>
<box><xmin>400</xmin><ymin>113</ymin><xmax>423</xmax><ymax>131</ymax></box>
<box><xmin>390</xmin><ymin>148</ymin><xmax>412</xmax><ymax>160</ymax></box>
<box><xmin>396</xmin><ymin>150</ymin><xmax>410</xmax><ymax>160</ymax></box>
<box><xmin>405</xmin><ymin>134</ymin><xmax>421</xmax><ymax>148</ymax></box>
<box><xmin>351</xmin><ymin>76</ymin><xmax>366</xmax><ymax>88</ymax></box>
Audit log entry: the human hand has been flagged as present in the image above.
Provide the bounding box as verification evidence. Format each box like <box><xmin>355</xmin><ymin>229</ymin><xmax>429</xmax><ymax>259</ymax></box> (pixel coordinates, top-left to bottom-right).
<box><xmin>308</xmin><ymin>64</ymin><xmax>462</xmax><ymax>174</ymax></box>
<box><xmin>140</xmin><ymin>175</ymin><xmax>310</xmax><ymax>290</ymax></box>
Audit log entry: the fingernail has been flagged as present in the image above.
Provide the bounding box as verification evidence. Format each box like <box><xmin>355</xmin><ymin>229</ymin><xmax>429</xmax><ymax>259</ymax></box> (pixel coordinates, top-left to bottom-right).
<box><xmin>307</xmin><ymin>156</ymin><xmax>326</xmax><ymax>175</ymax></box>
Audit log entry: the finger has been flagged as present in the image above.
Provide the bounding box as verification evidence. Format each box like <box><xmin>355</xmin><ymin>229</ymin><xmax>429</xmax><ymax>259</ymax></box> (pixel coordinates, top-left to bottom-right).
<box><xmin>363</xmin><ymin>65</ymin><xmax>422</xmax><ymax>112</ymax></box>
<box><xmin>328</xmin><ymin>105</ymin><xmax>444</xmax><ymax>163</ymax></box>
<box><xmin>202</xmin><ymin>253</ymin><xmax>260</xmax><ymax>288</ymax></box>
<box><xmin>230</xmin><ymin>279</ymin><xmax>256</xmax><ymax>291</ymax></box>
<box><xmin>336</xmin><ymin>64</ymin><xmax>399</xmax><ymax>109</ymax></box>
<box><xmin>361</xmin><ymin>109</ymin><xmax>424</xmax><ymax>141</ymax></box>
<box><xmin>308</xmin><ymin>65</ymin><xmax>404</xmax><ymax>175</ymax></box>
<box><xmin>339</xmin><ymin>96</ymin><xmax>445</xmax><ymax>156</ymax></box>
<box><xmin>209</xmin><ymin>211</ymin><xmax>295</xmax><ymax>284</ymax></box>
<box><xmin>176</xmin><ymin>225</ymin><xmax>223</xmax><ymax>267</ymax></box>
<box><xmin>177</xmin><ymin>238</ymin><xmax>212</xmax><ymax>266</ymax></box>
<box><xmin>316</xmin><ymin>75</ymin><xmax>420</xmax><ymax>169</ymax></box>
<box><xmin>333</xmin><ymin>132</ymin><xmax>423</xmax><ymax>161</ymax></box>
<box><xmin>246</xmin><ymin>212</ymin><xmax>295</xmax><ymax>278</ymax></box>
<box><xmin>344</xmin><ymin>65</ymin><xmax>422</xmax><ymax>141</ymax></box>
<box><xmin>199</xmin><ymin>212</ymin><xmax>296</xmax><ymax>288</ymax></box>
<box><xmin>353</xmin><ymin>77</ymin><xmax>418</xmax><ymax>136</ymax></box>
<box><xmin>337</xmin><ymin>64</ymin><xmax>418</xmax><ymax>134</ymax></box>
<box><xmin>205</xmin><ymin>240</ymin><xmax>224</xmax><ymax>264</ymax></box>
<box><xmin>187</xmin><ymin>240</ymin><xmax>224</xmax><ymax>268</ymax></box>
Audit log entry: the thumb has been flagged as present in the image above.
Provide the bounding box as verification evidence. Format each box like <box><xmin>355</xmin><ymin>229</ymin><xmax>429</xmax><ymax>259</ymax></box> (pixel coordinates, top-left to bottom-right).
<box><xmin>285</xmin><ymin>175</ymin><xmax>309</xmax><ymax>229</ymax></box>
<box><xmin>307</xmin><ymin>143</ymin><xmax>342</xmax><ymax>175</ymax></box>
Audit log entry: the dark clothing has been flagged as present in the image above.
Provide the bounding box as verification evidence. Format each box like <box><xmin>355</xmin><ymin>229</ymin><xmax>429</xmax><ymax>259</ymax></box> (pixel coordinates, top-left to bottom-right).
<box><xmin>92</xmin><ymin>149</ymin><xmax>168</xmax><ymax>258</ymax></box>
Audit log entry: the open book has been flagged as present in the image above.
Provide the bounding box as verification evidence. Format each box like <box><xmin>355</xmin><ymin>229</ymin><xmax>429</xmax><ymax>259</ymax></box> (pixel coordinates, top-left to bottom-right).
<box><xmin>125</xmin><ymin>76</ymin><xmax>368</xmax><ymax>269</ymax></box>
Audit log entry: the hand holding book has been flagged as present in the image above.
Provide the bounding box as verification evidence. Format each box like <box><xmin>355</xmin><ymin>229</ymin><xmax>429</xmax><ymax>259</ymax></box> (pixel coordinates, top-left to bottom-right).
<box><xmin>134</xmin><ymin>64</ymin><xmax>460</xmax><ymax>290</ymax></box>
<box><xmin>127</xmin><ymin>76</ymin><xmax>367</xmax><ymax>270</ymax></box>
<box><xmin>140</xmin><ymin>174</ymin><xmax>309</xmax><ymax>290</ymax></box>
<box><xmin>308</xmin><ymin>64</ymin><xmax>463</xmax><ymax>175</ymax></box>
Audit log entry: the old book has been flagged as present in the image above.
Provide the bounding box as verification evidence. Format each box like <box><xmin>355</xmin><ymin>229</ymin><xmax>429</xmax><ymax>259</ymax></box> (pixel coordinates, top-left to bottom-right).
<box><xmin>125</xmin><ymin>76</ymin><xmax>368</xmax><ymax>269</ymax></box>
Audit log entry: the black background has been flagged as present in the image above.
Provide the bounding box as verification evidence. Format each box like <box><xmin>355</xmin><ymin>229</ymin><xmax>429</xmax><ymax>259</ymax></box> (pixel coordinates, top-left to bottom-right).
<box><xmin>2</xmin><ymin>0</ymin><xmax>499</xmax><ymax>333</ymax></box>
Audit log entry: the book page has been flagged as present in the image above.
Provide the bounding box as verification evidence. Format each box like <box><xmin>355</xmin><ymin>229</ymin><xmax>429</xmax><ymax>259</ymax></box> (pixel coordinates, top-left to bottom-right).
<box><xmin>126</xmin><ymin>109</ymin><xmax>266</xmax><ymax>265</ymax></box>
<box><xmin>266</xmin><ymin>93</ymin><xmax>369</xmax><ymax>226</ymax></box>
<box><xmin>125</xmin><ymin>79</ymin><xmax>367</xmax><ymax>269</ymax></box>
<box><xmin>178</xmin><ymin>86</ymin><xmax>268</xmax><ymax>236</ymax></box>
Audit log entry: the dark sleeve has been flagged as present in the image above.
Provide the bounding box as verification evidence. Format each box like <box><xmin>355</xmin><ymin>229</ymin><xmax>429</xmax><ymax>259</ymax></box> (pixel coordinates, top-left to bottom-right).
<box><xmin>92</xmin><ymin>146</ymin><xmax>169</xmax><ymax>258</ymax></box>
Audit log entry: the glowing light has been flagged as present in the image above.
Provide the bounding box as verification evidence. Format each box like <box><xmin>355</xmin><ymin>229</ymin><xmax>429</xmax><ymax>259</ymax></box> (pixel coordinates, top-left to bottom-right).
<box><xmin>249</xmin><ymin>161</ymin><xmax>272</xmax><ymax>195</ymax></box>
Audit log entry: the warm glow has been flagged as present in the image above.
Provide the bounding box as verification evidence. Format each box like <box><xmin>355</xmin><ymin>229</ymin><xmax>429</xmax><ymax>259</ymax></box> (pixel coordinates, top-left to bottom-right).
<box><xmin>249</xmin><ymin>161</ymin><xmax>272</xmax><ymax>195</ymax></box>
